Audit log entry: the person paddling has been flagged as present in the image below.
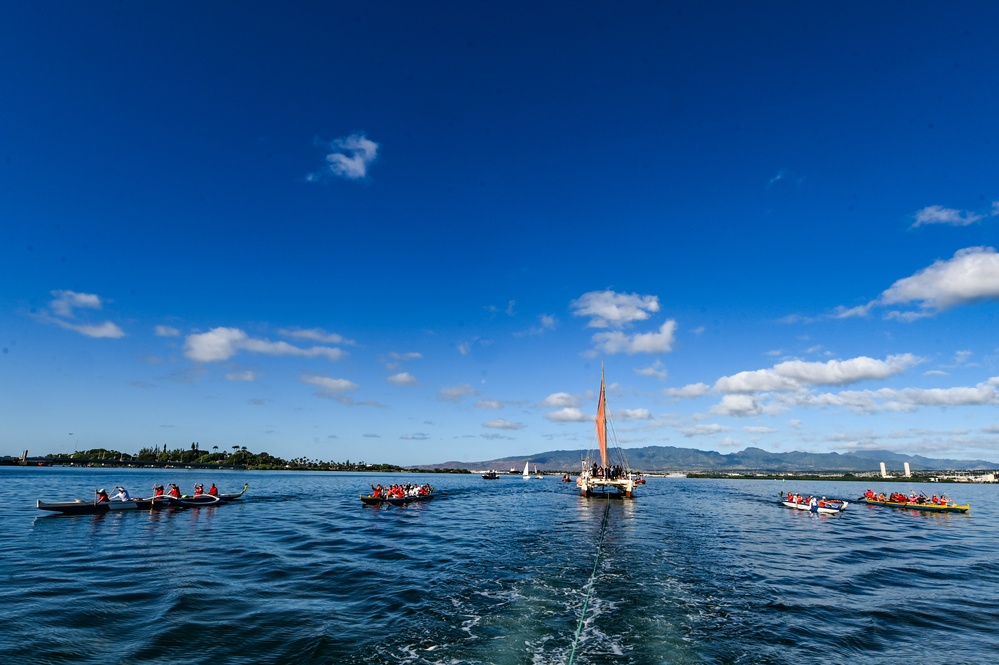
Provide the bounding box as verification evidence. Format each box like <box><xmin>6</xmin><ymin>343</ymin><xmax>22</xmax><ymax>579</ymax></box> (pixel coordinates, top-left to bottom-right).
<box><xmin>208</xmin><ymin>483</ymin><xmax>218</xmax><ymax>496</ymax></box>
<box><xmin>95</xmin><ymin>488</ymin><xmax>110</xmax><ymax>504</ymax></box>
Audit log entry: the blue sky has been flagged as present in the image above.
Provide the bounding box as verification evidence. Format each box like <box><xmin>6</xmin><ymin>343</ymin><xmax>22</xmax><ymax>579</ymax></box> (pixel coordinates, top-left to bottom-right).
<box><xmin>3</xmin><ymin>2</ymin><xmax>999</xmax><ymax>466</ymax></box>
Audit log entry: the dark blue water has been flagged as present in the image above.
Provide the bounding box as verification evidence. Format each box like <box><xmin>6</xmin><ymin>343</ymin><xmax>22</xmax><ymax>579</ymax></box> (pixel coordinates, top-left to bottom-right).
<box><xmin>2</xmin><ymin>467</ymin><xmax>997</xmax><ymax>664</ymax></box>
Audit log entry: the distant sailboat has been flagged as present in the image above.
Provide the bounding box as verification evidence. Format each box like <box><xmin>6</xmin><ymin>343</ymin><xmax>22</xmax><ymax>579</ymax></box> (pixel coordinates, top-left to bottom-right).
<box><xmin>533</xmin><ymin>465</ymin><xmax>543</xmax><ymax>479</ymax></box>
<box><xmin>576</xmin><ymin>364</ymin><xmax>638</xmax><ymax>498</ymax></box>
<box><xmin>523</xmin><ymin>461</ymin><xmax>530</xmax><ymax>479</ymax></box>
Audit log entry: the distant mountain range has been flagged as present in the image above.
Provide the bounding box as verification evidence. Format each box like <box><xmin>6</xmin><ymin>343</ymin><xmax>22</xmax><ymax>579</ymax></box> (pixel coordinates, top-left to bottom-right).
<box><xmin>425</xmin><ymin>446</ymin><xmax>999</xmax><ymax>473</ymax></box>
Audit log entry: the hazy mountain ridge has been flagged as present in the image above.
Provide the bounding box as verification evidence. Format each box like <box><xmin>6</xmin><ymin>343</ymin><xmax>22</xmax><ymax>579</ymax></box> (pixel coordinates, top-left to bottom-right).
<box><xmin>426</xmin><ymin>446</ymin><xmax>999</xmax><ymax>472</ymax></box>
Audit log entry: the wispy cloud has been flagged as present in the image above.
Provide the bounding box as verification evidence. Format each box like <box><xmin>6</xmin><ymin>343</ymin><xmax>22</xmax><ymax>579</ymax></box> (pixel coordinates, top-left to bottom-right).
<box><xmin>439</xmin><ymin>384</ymin><xmax>479</xmax><ymax>402</ymax></box>
<box><xmin>41</xmin><ymin>290</ymin><xmax>125</xmax><ymax>339</ymax></box>
<box><xmin>635</xmin><ymin>360</ymin><xmax>668</xmax><ymax>380</ymax></box>
<box><xmin>306</xmin><ymin>133</ymin><xmax>379</xmax><ymax>181</ymax></box>
<box><xmin>302</xmin><ymin>374</ymin><xmax>358</xmax><ymax>393</ymax></box>
<box><xmin>279</xmin><ymin>327</ymin><xmax>355</xmax><ymax>345</ymax></box>
<box><xmin>184</xmin><ymin>327</ymin><xmax>346</xmax><ymax>362</ymax></box>
<box><xmin>483</xmin><ymin>419</ymin><xmax>525</xmax><ymax>430</ymax></box>
<box><xmin>910</xmin><ymin>202</ymin><xmax>997</xmax><ymax>228</ymax></box>
<box><xmin>154</xmin><ymin>325</ymin><xmax>180</xmax><ymax>337</ymax></box>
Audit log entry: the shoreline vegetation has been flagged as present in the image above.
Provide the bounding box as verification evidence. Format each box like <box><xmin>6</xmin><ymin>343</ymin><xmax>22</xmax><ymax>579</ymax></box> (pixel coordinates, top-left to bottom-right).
<box><xmin>2</xmin><ymin>446</ymin><xmax>471</xmax><ymax>473</ymax></box>
<box><xmin>1</xmin><ymin>446</ymin><xmax>990</xmax><ymax>483</ymax></box>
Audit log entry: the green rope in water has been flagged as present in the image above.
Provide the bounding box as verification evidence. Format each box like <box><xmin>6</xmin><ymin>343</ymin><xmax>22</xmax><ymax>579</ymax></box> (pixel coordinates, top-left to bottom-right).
<box><xmin>567</xmin><ymin>500</ymin><xmax>611</xmax><ymax>665</ymax></box>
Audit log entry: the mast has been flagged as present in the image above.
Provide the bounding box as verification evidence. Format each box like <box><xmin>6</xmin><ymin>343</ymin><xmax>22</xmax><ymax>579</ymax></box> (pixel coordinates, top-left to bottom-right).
<box><xmin>596</xmin><ymin>363</ymin><xmax>608</xmax><ymax>469</ymax></box>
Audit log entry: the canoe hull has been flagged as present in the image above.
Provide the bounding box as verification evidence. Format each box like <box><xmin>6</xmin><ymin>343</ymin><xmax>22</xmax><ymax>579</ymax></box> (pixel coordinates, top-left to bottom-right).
<box><xmin>360</xmin><ymin>493</ymin><xmax>435</xmax><ymax>505</ymax></box>
<box><xmin>780</xmin><ymin>499</ymin><xmax>848</xmax><ymax>514</ymax></box>
<box><xmin>37</xmin><ymin>484</ymin><xmax>248</xmax><ymax>515</ymax></box>
<box><xmin>36</xmin><ymin>496</ymin><xmax>172</xmax><ymax>515</ymax></box>
<box><xmin>860</xmin><ymin>498</ymin><xmax>969</xmax><ymax>513</ymax></box>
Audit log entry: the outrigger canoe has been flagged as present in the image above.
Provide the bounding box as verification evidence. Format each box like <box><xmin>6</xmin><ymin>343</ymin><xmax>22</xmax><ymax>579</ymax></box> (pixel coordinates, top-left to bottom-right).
<box><xmin>360</xmin><ymin>492</ymin><xmax>435</xmax><ymax>506</ymax></box>
<box><xmin>859</xmin><ymin>497</ymin><xmax>969</xmax><ymax>513</ymax></box>
<box><xmin>36</xmin><ymin>483</ymin><xmax>249</xmax><ymax>515</ymax></box>
<box><xmin>780</xmin><ymin>498</ymin><xmax>848</xmax><ymax>514</ymax></box>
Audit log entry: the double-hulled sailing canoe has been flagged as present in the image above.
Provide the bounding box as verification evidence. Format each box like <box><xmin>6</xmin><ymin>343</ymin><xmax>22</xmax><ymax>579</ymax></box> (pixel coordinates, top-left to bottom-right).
<box><xmin>576</xmin><ymin>364</ymin><xmax>639</xmax><ymax>498</ymax></box>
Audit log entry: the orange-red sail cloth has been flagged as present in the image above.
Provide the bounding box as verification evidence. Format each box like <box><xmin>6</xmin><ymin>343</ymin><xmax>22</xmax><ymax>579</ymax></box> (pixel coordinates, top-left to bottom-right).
<box><xmin>596</xmin><ymin>374</ymin><xmax>608</xmax><ymax>468</ymax></box>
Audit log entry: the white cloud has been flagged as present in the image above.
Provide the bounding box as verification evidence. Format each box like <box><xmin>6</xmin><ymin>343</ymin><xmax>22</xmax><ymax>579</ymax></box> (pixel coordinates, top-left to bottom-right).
<box><xmin>388</xmin><ymin>351</ymin><xmax>423</xmax><ymax>361</ymax></box>
<box><xmin>837</xmin><ymin>247</ymin><xmax>999</xmax><ymax>320</ymax></box>
<box><xmin>387</xmin><ymin>372</ymin><xmax>417</xmax><ymax>385</ymax></box>
<box><xmin>678</xmin><ymin>423</ymin><xmax>730</xmax><ymax>437</ymax></box>
<box><xmin>664</xmin><ymin>383</ymin><xmax>711</xmax><ymax>399</ymax></box>
<box><xmin>744</xmin><ymin>426</ymin><xmax>778</xmax><ymax>434</ymax></box>
<box><xmin>439</xmin><ymin>384</ymin><xmax>478</xmax><ymax>402</ymax></box>
<box><xmin>50</xmin><ymin>290</ymin><xmax>102</xmax><ymax>317</ymax></box>
<box><xmin>225</xmin><ymin>370</ymin><xmax>256</xmax><ymax>382</ymax></box>
<box><xmin>545</xmin><ymin>407</ymin><xmax>590</xmax><ymax>422</ymax></box>
<box><xmin>307</xmin><ymin>133</ymin><xmax>379</xmax><ymax>181</ymax></box>
<box><xmin>714</xmin><ymin>354</ymin><xmax>920</xmax><ymax>393</ymax></box>
<box><xmin>879</xmin><ymin>247</ymin><xmax>999</xmax><ymax>316</ymax></box>
<box><xmin>636</xmin><ymin>360</ymin><xmax>668</xmax><ymax>379</ymax></box>
<box><xmin>910</xmin><ymin>204</ymin><xmax>993</xmax><ymax>228</ymax></box>
<box><xmin>184</xmin><ymin>327</ymin><xmax>345</xmax><ymax>362</ymax></box>
<box><xmin>302</xmin><ymin>374</ymin><xmax>359</xmax><ymax>393</ymax></box>
<box><xmin>782</xmin><ymin>377</ymin><xmax>999</xmax><ymax>414</ymax></box>
<box><xmin>710</xmin><ymin>394</ymin><xmax>762</xmax><ymax>417</ymax></box>
<box><xmin>185</xmin><ymin>327</ymin><xmax>246</xmax><ymax>362</ymax></box>
<box><xmin>475</xmin><ymin>399</ymin><xmax>503</xmax><ymax>409</ymax></box>
<box><xmin>541</xmin><ymin>392</ymin><xmax>579</xmax><ymax>408</ymax></box>
<box><xmin>570</xmin><ymin>290</ymin><xmax>660</xmax><ymax>329</ymax></box>
<box><xmin>155</xmin><ymin>325</ymin><xmax>181</xmax><ymax>337</ymax></box>
<box><xmin>241</xmin><ymin>338</ymin><xmax>345</xmax><ymax>360</ymax></box>
<box><xmin>43</xmin><ymin>290</ymin><xmax>125</xmax><ymax>339</ymax></box>
<box><xmin>279</xmin><ymin>327</ymin><xmax>355</xmax><ymax>345</ymax></box>
<box><xmin>483</xmin><ymin>419</ymin><xmax>525</xmax><ymax>430</ymax></box>
<box><xmin>51</xmin><ymin>319</ymin><xmax>126</xmax><ymax>339</ymax></box>
<box><xmin>615</xmin><ymin>408</ymin><xmax>652</xmax><ymax>420</ymax></box>
<box><xmin>591</xmin><ymin>320</ymin><xmax>677</xmax><ymax>355</ymax></box>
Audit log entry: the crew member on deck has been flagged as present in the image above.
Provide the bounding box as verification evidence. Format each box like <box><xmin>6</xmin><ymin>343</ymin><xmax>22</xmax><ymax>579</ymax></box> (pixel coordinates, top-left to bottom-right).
<box><xmin>168</xmin><ymin>483</ymin><xmax>181</xmax><ymax>498</ymax></box>
<box><xmin>95</xmin><ymin>488</ymin><xmax>110</xmax><ymax>503</ymax></box>
<box><xmin>193</xmin><ymin>483</ymin><xmax>204</xmax><ymax>496</ymax></box>
<box><xmin>208</xmin><ymin>483</ymin><xmax>218</xmax><ymax>496</ymax></box>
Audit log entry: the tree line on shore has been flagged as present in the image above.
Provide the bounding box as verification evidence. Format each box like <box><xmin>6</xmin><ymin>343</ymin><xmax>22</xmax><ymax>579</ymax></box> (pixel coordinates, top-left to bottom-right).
<box><xmin>43</xmin><ymin>444</ymin><xmax>470</xmax><ymax>473</ymax></box>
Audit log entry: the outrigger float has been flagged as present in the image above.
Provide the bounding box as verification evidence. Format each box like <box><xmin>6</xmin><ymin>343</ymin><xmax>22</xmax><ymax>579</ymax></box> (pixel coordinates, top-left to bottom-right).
<box><xmin>36</xmin><ymin>484</ymin><xmax>249</xmax><ymax>515</ymax></box>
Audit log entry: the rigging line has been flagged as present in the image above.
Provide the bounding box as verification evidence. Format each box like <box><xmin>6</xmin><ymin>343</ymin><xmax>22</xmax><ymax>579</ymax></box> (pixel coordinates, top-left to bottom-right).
<box><xmin>567</xmin><ymin>500</ymin><xmax>611</xmax><ymax>665</ymax></box>
<box><xmin>606</xmin><ymin>416</ymin><xmax>632</xmax><ymax>473</ymax></box>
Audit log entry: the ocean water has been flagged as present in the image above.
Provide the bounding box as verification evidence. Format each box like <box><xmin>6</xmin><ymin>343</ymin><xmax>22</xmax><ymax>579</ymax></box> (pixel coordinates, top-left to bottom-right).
<box><xmin>1</xmin><ymin>466</ymin><xmax>997</xmax><ymax>664</ymax></box>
